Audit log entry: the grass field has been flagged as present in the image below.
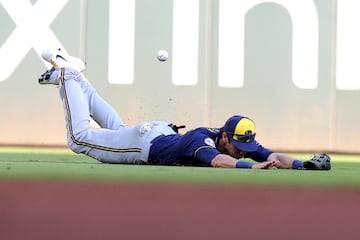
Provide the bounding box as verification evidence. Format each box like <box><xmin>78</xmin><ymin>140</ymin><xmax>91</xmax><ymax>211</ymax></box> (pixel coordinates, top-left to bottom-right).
<box><xmin>1</xmin><ymin>147</ymin><xmax>360</xmax><ymax>240</ymax></box>
<box><xmin>0</xmin><ymin>147</ymin><xmax>360</xmax><ymax>188</ymax></box>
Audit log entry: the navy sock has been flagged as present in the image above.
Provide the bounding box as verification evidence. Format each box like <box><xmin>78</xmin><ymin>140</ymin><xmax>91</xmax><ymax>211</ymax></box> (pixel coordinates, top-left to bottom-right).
<box><xmin>292</xmin><ymin>160</ymin><xmax>304</xmax><ymax>169</ymax></box>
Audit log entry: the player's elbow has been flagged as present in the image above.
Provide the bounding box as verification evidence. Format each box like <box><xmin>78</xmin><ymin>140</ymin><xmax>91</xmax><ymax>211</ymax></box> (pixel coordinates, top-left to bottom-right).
<box><xmin>211</xmin><ymin>154</ymin><xmax>237</xmax><ymax>168</ymax></box>
<box><xmin>211</xmin><ymin>157</ymin><xmax>221</xmax><ymax>167</ymax></box>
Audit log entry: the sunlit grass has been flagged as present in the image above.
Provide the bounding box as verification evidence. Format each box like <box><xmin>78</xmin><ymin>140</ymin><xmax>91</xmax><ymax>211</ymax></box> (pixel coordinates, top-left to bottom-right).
<box><xmin>0</xmin><ymin>147</ymin><xmax>359</xmax><ymax>188</ymax></box>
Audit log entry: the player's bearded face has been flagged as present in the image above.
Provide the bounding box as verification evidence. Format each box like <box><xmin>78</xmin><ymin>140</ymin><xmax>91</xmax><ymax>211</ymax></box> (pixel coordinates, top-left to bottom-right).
<box><xmin>226</xmin><ymin>142</ymin><xmax>246</xmax><ymax>159</ymax></box>
<box><xmin>218</xmin><ymin>132</ymin><xmax>246</xmax><ymax>158</ymax></box>
<box><xmin>220</xmin><ymin>140</ymin><xmax>246</xmax><ymax>159</ymax></box>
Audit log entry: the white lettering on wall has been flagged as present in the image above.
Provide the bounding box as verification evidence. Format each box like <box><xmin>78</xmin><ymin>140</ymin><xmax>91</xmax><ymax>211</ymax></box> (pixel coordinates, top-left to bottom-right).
<box><xmin>172</xmin><ymin>0</ymin><xmax>199</xmax><ymax>85</ymax></box>
<box><xmin>0</xmin><ymin>0</ymin><xmax>69</xmax><ymax>81</ymax></box>
<box><xmin>336</xmin><ymin>0</ymin><xmax>360</xmax><ymax>90</ymax></box>
<box><xmin>2</xmin><ymin>0</ymin><xmax>360</xmax><ymax>91</ymax></box>
<box><xmin>218</xmin><ymin>0</ymin><xmax>318</xmax><ymax>89</ymax></box>
<box><xmin>108</xmin><ymin>0</ymin><xmax>135</xmax><ymax>84</ymax></box>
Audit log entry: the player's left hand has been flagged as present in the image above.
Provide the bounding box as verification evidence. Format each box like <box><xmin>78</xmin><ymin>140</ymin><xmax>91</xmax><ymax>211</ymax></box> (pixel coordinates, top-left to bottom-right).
<box><xmin>252</xmin><ymin>160</ymin><xmax>279</xmax><ymax>169</ymax></box>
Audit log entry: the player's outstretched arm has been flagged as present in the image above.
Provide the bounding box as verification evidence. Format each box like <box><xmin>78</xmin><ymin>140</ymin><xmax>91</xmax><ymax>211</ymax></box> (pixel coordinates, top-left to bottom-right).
<box><xmin>267</xmin><ymin>153</ymin><xmax>296</xmax><ymax>169</ymax></box>
<box><xmin>211</xmin><ymin>154</ymin><xmax>237</xmax><ymax>168</ymax></box>
<box><xmin>211</xmin><ymin>154</ymin><xmax>278</xmax><ymax>169</ymax></box>
<box><xmin>252</xmin><ymin>160</ymin><xmax>279</xmax><ymax>169</ymax></box>
<box><xmin>266</xmin><ymin>152</ymin><xmax>331</xmax><ymax>170</ymax></box>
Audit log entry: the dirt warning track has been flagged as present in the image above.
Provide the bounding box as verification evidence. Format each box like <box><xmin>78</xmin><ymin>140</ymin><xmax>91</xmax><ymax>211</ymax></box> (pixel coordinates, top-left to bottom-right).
<box><xmin>0</xmin><ymin>180</ymin><xmax>359</xmax><ymax>240</ymax></box>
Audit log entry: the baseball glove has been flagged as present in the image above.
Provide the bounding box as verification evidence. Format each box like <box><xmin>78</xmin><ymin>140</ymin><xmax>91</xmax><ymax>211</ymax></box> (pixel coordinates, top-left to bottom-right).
<box><xmin>303</xmin><ymin>153</ymin><xmax>331</xmax><ymax>170</ymax></box>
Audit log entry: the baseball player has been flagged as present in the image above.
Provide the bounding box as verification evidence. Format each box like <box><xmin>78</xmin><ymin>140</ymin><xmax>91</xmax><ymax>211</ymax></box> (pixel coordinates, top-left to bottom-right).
<box><xmin>38</xmin><ymin>49</ymin><xmax>331</xmax><ymax>170</ymax></box>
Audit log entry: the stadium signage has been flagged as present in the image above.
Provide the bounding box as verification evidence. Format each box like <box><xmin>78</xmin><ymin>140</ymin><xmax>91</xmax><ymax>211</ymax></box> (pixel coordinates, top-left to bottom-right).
<box><xmin>0</xmin><ymin>0</ymin><xmax>359</xmax><ymax>90</ymax></box>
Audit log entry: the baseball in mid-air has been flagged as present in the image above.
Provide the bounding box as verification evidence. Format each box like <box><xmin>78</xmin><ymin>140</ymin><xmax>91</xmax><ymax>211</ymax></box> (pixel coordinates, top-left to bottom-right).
<box><xmin>157</xmin><ymin>50</ymin><xmax>168</xmax><ymax>62</ymax></box>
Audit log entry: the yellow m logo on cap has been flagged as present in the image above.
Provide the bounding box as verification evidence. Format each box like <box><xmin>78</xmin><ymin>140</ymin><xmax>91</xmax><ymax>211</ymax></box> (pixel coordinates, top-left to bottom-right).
<box><xmin>232</xmin><ymin>118</ymin><xmax>256</xmax><ymax>142</ymax></box>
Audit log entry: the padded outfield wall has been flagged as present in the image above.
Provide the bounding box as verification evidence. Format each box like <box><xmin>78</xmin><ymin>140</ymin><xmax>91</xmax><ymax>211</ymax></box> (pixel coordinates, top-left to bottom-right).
<box><xmin>0</xmin><ymin>0</ymin><xmax>359</xmax><ymax>153</ymax></box>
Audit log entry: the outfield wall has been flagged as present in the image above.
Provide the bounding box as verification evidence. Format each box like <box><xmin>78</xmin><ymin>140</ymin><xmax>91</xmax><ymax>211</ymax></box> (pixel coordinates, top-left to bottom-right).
<box><xmin>0</xmin><ymin>0</ymin><xmax>359</xmax><ymax>153</ymax></box>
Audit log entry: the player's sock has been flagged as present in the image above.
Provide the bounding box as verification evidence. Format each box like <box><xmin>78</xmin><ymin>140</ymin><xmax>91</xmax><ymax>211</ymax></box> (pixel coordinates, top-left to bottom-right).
<box><xmin>292</xmin><ymin>159</ymin><xmax>304</xmax><ymax>169</ymax></box>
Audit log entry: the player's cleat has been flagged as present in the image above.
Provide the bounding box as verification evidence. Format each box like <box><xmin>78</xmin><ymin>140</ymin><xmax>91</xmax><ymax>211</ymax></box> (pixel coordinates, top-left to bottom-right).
<box><xmin>41</xmin><ymin>48</ymin><xmax>66</xmax><ymax>69</ymax></box>
<box><xmin>39</xmin><ymin>48</ymin><xmax>86</xmax><ymax>85</ymax></box>
<box><xmin>303</xmin><ymin>153</ymin><xmax>331</xmax><ymax>170</ymax></box>
<box><xmin>41</xmin><ymin>48</ymin><xmax>86</xmax><ymax>72</ymax></box>
<box><xmin>38</xmin><ymin>67</ymin><xmax>59</xmax><ymax>85</ymax></box>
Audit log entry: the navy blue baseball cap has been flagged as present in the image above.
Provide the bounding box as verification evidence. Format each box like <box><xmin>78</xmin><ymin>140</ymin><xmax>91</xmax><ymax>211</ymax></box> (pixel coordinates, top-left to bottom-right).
<box><xmin>223</xmin><ymin>115</ymin><xmax>258</xmax><ymax>152</ymax></box>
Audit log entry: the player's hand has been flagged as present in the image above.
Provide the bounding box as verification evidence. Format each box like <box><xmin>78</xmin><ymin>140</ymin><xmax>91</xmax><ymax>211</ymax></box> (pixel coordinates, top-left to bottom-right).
<box><xmin>251</xmin><ymin>160</ymin><xmax>279</xmax><ymax>169</ymax></box>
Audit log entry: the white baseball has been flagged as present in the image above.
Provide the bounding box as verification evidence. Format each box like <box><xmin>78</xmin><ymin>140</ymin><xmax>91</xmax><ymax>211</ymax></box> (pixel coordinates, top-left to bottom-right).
<box><xmin>157</xmin><ymin>50</ymin><xmax>168</xmax><ymax>61</ymax></box>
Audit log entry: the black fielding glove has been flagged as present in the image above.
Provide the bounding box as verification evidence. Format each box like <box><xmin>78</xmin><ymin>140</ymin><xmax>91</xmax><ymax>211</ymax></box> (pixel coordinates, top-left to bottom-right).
<box><xmin>303</xmin><ymin>153</ymin><xmax>331</xmax><ymax>170</ymax></box>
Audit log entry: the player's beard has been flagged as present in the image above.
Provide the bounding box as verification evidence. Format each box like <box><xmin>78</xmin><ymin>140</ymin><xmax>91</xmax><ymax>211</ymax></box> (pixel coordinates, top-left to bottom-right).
<box><xmin>218</xmin><ymin>148</ymin><xmax>236</xmax><ymax>158</ymax></box>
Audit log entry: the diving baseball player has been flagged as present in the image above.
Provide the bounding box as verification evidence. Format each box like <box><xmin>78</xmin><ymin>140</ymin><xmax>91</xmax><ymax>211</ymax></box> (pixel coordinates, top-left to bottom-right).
<box><xmin>38</xmin><ymin>49</ymin><xmax>331</xmax><ymax>170</ymax></box>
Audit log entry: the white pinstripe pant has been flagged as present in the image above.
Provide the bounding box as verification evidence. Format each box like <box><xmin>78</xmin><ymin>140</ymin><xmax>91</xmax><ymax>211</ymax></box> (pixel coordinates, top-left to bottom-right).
<box><xmin>58</xmin><ymin>67</ymin><xmax>176</xmax><ymax>164</ymax></box>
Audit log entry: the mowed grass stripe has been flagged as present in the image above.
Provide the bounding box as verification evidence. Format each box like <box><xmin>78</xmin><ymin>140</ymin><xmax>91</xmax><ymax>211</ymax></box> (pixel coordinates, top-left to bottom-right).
<box><xmin>0</xmin><ymin>147</ymin><xmax>360</xmax><ymax>188</ymax></box>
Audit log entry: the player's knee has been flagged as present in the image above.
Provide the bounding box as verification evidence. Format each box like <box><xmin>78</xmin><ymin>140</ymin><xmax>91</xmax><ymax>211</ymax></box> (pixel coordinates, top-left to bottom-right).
<box><xmin>68</xmin><ymin>141</ymin><xmax>80</xmax><ymax>154</ymax></box>
<box><xmin>67</xmin><ymin>130</ymin><xmax>91</xmax><ymax>154</ymax></box>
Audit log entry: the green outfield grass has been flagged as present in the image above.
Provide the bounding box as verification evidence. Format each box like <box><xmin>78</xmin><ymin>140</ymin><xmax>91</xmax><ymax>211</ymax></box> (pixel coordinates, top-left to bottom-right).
<box><xmin>0</xmin><ymin>147</ymin><xmax>359</xmax><ymax>188</ymax></box>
